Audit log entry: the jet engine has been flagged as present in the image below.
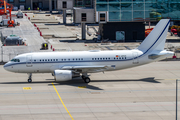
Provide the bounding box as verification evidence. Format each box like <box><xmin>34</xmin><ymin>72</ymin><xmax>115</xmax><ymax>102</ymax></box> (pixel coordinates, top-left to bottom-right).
<box><xmin>54</xmin><ymin>70</ymin><xmax>72</xmax><ymax>81</ymax></box>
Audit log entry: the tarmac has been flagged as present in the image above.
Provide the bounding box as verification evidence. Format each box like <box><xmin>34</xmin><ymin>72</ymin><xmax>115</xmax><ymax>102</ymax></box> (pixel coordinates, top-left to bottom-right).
<box><xmin>0</xmin><ymin>61</ymin><xmax>180</xmax><ymax>120</ymax></box>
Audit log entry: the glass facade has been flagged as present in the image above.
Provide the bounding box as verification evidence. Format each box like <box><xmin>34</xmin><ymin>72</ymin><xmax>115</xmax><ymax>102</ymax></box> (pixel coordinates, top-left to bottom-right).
<box><xmin>74</xmin><ymin>0</ymin><xmax>93</xmax><ymax>8</ymax></box>
<box><xmin>96</xmin><ymin>0</ymin><xmax>180</xmax><ymax>22</ymax></box>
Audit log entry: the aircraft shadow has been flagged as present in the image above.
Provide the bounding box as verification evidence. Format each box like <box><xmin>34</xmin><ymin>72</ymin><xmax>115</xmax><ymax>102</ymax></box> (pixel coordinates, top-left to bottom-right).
<box><xmin>0</xmin><ymin>77</ymin><xmax>161</xmax><ymax>90</ymax></box>
<box><xmin>47</xmin><ymin>79</ymin><xmax>103</xmax><ymax>90</ymax></box>
<box><xmin>91</xmin><ymin>77</ymin><xmax>161</xmax><ymax>83</ymax></box>
<box><xmin>47</xmin><ymin>77</ymin><xmax>161</xmax><ymax>90</ymax></box>
<box><xmin>0</xmin><ymin>81</ymin><xmax>53</xmax><ymax>84</ymax></box>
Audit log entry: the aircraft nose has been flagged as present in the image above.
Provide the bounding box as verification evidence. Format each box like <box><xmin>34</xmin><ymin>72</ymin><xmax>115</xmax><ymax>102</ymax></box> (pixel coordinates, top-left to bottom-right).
<box><xmin>3</xmin><ymin>63</ymin><xmax>11</xmax><ymax>71</ymax></box>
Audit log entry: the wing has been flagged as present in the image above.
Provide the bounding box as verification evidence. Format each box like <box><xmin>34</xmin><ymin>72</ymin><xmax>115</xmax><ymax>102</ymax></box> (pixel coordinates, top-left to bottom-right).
<box><xmin>61</xmin><ymin>65</ymin><xmax>109</xmax><ymax>73</ymax></box>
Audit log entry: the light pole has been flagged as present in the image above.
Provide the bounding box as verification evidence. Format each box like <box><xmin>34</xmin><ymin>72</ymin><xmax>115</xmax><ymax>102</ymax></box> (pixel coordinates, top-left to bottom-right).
<box><xmin>176</xmin><ymin>79</ymin><xmax>180</xmax><ymax>120</ymax></box>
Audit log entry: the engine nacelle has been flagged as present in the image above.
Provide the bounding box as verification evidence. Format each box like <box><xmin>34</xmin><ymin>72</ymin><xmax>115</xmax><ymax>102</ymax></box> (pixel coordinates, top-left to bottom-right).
<box><xmin>54</xmin><ymin>70</ymin><xmax>72</xmax><ymax>81</ymax></box>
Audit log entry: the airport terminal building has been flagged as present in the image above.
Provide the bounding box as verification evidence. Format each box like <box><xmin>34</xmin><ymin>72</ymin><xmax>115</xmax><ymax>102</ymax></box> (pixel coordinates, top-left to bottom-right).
<box><xmin>7</xmin><ymin>0</ymin><xmax>180</xmax><ymax>22</ymax></box>
<box><xmin>96</xmin><ymin>0</ymin><xmax>180</xmax><ymax>41</ymax></box>
<box><xmin>7</xmin><ymin>0</ymin><xmax>93</xmax><ymax>11</ymax></box>
<box><xmin>7</xmin><ymin>0</ymin><xmax>57</xmax><ymax>10</ymax></box>
<box><xmin>96</xmin><ymin>0</ymin><xmax>180</xmax><ymax>22</ymax></box>
<box><xmin>8</xmin><ymin>0</ymin><xmax>180</xmax><ymax>41</ymax></box>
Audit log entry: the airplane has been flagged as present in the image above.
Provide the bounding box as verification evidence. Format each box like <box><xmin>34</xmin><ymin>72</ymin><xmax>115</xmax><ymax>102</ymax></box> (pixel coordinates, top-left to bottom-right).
<box><xmin>3</xmin><ymin>19</ymin><xmax>174</xmax><ymax>83</ymax></box>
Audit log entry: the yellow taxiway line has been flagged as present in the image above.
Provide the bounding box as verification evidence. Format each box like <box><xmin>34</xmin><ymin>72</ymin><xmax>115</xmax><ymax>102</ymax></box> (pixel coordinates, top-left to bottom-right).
<box><xmin>52</xmin><ymin>82</ymin><xmax>74</xmax><ymax>120</ymax></box>
<box><xmin>23</xmin><ymin>87</ymin><xmax>32</xmax><ymax>90</ymax></box>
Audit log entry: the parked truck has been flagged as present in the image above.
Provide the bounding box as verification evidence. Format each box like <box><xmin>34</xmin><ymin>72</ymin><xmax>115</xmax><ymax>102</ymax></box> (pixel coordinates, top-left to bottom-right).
<box><xmin>0</xmin><ymin>19</ymin><xmax>19</xmax><ymax>27</ymax></box>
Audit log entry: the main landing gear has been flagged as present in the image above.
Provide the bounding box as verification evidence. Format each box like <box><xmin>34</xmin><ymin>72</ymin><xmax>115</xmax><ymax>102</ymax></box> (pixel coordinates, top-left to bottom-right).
<box><xmin>28</xmin><ymin>73</ymin><xmax>32</xmax><ymax>83</ymax></box>
<box><xmin>82</xmin><ymin>74</ymin><xmax>91</xmax><ymax>83</ymax></box>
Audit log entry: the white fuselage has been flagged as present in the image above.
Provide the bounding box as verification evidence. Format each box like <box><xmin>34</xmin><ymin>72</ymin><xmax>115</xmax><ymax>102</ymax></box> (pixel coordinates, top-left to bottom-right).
<box><xmin>3</xmin><ymin>49</ymin><xmax>173</xmax><ymax>74</ymax></box>
<box><xmin>3</xmin><ymin>19</ymin><xmax>174</xmax><ymax>83</ymax></box>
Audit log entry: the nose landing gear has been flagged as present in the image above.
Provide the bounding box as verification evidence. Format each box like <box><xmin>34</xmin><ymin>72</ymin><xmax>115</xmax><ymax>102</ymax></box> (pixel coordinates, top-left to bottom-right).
<box><xmin>27</xmin><ymin>73</ymin><xmax>32</xmax><ymax>83</ymax></box>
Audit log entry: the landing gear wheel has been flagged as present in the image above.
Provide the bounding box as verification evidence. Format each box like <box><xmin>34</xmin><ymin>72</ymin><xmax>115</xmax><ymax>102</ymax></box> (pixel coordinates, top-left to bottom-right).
<box><xmin>82</xmin><ymin>75</ymin><xmax>86</xmax><ymax>80</ymax></box>
<box><xmin>28</xmin><ymin>79</ymin><xmax>32</xmax><ymax>83</ymax></box>
<box><xmin>84</xmin><ymin>77</ymin><xmax>91</xmax><ymax>83</ymax></box>
<box><xmin>28</xmin><ymin>73</ymin><xmax>32</xmax><ymax>83</ymax></box>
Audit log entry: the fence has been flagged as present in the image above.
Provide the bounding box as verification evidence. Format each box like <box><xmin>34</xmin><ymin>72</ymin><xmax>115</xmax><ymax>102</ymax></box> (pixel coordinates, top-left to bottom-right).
<box><xmin>1</xmin><ymin>53</ymin><xmax>20</xmax><ymax>62</ymax></box>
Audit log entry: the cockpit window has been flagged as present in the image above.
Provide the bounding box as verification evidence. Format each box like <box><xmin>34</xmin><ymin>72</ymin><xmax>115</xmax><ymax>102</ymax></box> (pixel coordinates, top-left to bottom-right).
<box><xmin>11</xmin><ymin>59</ymin><xmax>20</xmax><ymax>62</ymax></box>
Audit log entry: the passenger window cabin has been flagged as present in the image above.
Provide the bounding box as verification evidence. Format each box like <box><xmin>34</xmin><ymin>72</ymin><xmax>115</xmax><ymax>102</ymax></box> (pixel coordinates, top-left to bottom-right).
<box><xmin>20</xmin><ymin>56</ymin><xmax>127</xmax><ymax>63</ymax></box>
<box><xmin>29</xmin><ymin>56</ymin><xmax>127</xmax><ymax>63</ymax></box>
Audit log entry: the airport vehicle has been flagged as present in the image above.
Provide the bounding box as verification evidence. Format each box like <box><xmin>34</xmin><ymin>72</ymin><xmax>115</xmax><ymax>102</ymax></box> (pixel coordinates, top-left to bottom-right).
<box><xmin>4</xmin><ymin>19</ymin><xmax>174</xmax><ymax>83</ymax></box>
<box><xmin>0</xmin><ymin>19</ymin><xmax>9</xmax><ymax>26</ymax></box>
<box><xmin>145</xmin><ymin>28</ymin><xmax>153</xmax><ymax>37</ymax></box>
<box><xmin>7</xmin><ymin>9</ymin><xmax>15</xmax><ymax>27</ymax></box>
<box><xmin>41</xmin><ymin>43</ymin><xmax>48</xmax><ymax>50</ymax></box>
<box><xmin>3</xmin><ymin>34</ymin><xmax>24</xmax><ymax>46</ymax></box>
<box><xmin>170</xmin><ymin>25</ymin><xmax>180</xmax><ymax>36</ymax></box>
<box><xmin>0</xmin><ymin>19</ymin><xmax>19</xmax><ymax>27</ymax></box>
<box><xmin>16</xmin><ymin>10</ymin><xmax>23</xmax><ymax>18</ymax></box>
<box><xmin>0</xmin><ymin>1</ymin><xmax>17</xmax><ymax>27</ymax></box>
<box><xmin>0</xmin><ymin>0</ymin><xmax>13</xmax><ymax>15</ymax></box>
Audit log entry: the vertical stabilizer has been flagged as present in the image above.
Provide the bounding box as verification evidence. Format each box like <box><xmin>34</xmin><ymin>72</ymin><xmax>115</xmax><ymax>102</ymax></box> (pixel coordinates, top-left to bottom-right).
<box><xmin>137</xmin><ymin>19</ymin><xmax>170</xmax><ymax>52</ymax></box>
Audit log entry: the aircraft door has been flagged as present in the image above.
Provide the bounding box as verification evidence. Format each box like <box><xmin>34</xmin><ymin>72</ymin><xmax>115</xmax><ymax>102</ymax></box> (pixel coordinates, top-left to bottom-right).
<box><xmin>133</xmin><ymin>52</ymin><xmax>139</xmax><ymax>64</ymax></box>
<box><xmin>26</xmin><ymin>55</ymin><xmax>33</xmax><ymax>67</ymax></box>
